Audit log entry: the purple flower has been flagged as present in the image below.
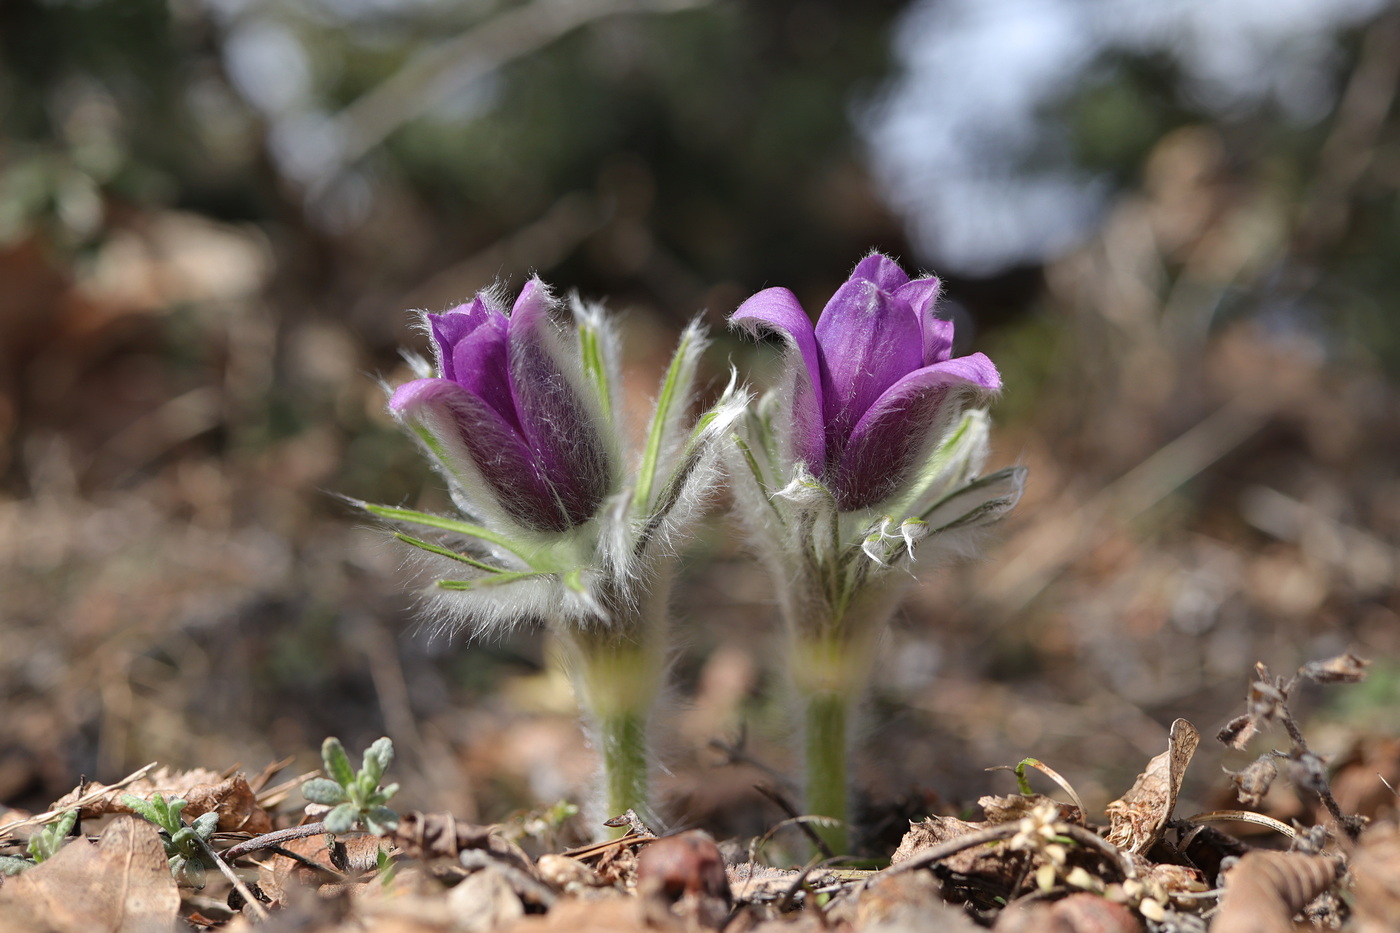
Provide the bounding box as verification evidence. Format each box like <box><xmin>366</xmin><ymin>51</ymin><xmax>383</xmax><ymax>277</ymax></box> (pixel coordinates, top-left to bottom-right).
<box><xmin>731</xmin><ymin>254</ymin><xmax>1000</xmax><ymax>511</ymax></box>
<box><xmin>389</xmin><ymin>279</ymin><xmax>614</xmax><ymax>533</ymax></box>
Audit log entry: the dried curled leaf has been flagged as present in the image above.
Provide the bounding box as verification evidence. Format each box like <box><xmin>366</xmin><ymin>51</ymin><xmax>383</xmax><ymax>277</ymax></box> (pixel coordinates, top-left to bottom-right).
<box><xmin>890</xmin><ymin>816</ymin><xmax>986</xmax><ymax>873</ymax></box>
<box><xmin>1105</xmin><ymin>719</ymin><xmax>1199</xmax><ymax>854</ymax></box>
<box><xmin>1226</xmin><ymin>756</ymin><xmax>1278</xmax><ymax>807</ymax></box>
<box><xmin>1298</xmin><ymin>652</ymin><xmax>1369</xmax><ymax>684</ymax></box>
<box><xmin>389</xmin><ymin>810</ymin><xmax>534</xmax><ymax>876</ymax></box>
<box><xmin>49</xmin><ymin>767</ymin><xmax>272</xmax><ymax>835</ymax></box>
<box><xmin>978</xmin><ymin>793</ymin><xmax>1081</xmax><ymax>826</ymax></box>
<box><xmin>1218</xmin><ymin>713</ymin><xmax>1260</xmax><ymax>750</ymax></box>
<box><xmin>1213</xmin><ymin>851</ymin><xmax>1339</xmax><ymax>933</ymax></box>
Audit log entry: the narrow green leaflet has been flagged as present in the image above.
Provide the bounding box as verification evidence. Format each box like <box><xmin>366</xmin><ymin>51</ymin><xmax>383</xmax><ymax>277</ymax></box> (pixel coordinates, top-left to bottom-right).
<box><xmin>920</xmin><ymin>466</ymin><xmax>1026</xmax><ymax>531</ymax></box>
<box><xmin>359</xmin><ymin>502</ymin><xmax>533</xmax><ymax>563</ymax></box>
<box><xmin>633</xmin><ymin>326</ymin><xmax>696</xmax><ymax>514</ymax></box>
<box><xmin>394</xmin><ymin>533</ymin><xmax>507</xmax><ymax>574</ymax></box>
<box><xmin>577</xmin><ymin>314</ymin><xmax>613</xmax><ymax>422</ymax></box>
<box><xmin>322</xmin><ymin>737</ymin><xmax>357</xmax><ymax>788</ymax></box>
<box><xmin>438</xmin><ymin>570</ymin><xmax>549</xmax><ymax>590</ymax></box>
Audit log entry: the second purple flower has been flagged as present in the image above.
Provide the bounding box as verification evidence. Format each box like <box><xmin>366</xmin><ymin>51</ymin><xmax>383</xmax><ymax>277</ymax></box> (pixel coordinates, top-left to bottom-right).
<box><xmin>731</xmin><ymin>253</ymin><xmax>1000</xmax><ymax>511</ymax></box>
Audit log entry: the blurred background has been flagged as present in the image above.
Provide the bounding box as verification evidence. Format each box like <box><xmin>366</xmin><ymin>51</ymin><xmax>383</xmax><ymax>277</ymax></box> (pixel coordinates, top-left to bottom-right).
<box><xmin>4</xmin><ymin>0</ymin><xmax>1400</xmax><ymax>848</ymax></box>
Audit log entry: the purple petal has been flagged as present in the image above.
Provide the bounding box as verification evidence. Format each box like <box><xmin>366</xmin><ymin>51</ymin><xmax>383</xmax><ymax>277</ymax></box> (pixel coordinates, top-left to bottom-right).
<box><xmin>506</xmin><ymin>278</ymin><xmax>613</xmax><ymax>527</ymax></box>
<box><xmin>389</xmin><ymin>377</ymin><xmax>571</xmax><ymax>532</ymax></box>
<box><xmin>830</xmin><ymin>354</ymin><xmax>1000</xmax><ymax>511</ymax></box>
<box><xmin>429</xmin><ymin>295</ymin><xmax>501</xmax><ymax>382</ymax></box>
<box><xmin>892</xmin><ymin>278</ymin><xmax>952</xmax><ymax>363</ymax></box>
<box><xmin>923</xmin><ymin>317</ymin><xmax>954</xmax><ymax>364</ymax></box>
<box><xmin>814</xmin><ymin>277</ymin><xmax>923</xmax><ymax>468</ymax></box>
<box><xmin>442</xmin><ymin>306</ymin><xmax>516</xmax><ymax>431</ymax></box>
<box><xmin>730</xmin><ymin>287</ymin><xmax>825</xmax><ymax>469</ymax></box>
<box><xmin>850</xmin><ymin>253</ymin><xmax>910</xmax><ymax>292</ymax></box>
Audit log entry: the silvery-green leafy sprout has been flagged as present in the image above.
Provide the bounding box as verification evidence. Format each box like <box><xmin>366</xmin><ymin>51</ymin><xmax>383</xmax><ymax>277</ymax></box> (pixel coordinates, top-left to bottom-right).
<box><xmin>120</xmin><ymin>793</ymin><xmax>220</xmax><ymax>887</ymax></box>
<box><xmin>302</xmin><ymin>736</ymin><xmax>400</xmax><ymax>836</ymax></box>
<box><xmin>0</xmin><ymin>809</ymin><xmax>77</xmax><ymax>875</ymax></box>
<box><xmin>354</xmin><ymin>278</ymin><xmax>745</xmax><ymax>828</ymax></box>
<box><xmin>728</xmin><ymin>253</ymin><xmax>1025</xmax><ymax>853</ymax></box>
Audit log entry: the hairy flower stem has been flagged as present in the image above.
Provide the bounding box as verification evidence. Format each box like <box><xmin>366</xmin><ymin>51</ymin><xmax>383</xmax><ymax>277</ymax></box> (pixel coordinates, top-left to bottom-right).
<box><xmin>789</xmin><ymin>625</ymin><xmax>881</xmax><ymax>856</ymax></box>
<box><xmin>803</xmin><ymin>689</ymin><xmax>851</xmax><ymax>856</ymax></box>
<box><xmin>599</xmin><ymin>708</ymin><xmax>649</xmax><ymax>828</ymax></box>
<box><xmin>563</xmin><ymin>617</ymin><xmax>666</xmax><ymax>834</ymax></box>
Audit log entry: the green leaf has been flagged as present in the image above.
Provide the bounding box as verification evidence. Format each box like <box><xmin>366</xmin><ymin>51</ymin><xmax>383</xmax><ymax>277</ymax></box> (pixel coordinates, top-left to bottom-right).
<box><xmin>393</xmin><ymin>533</ymin><xmax>508</xmax><ymax>573</ymax></box>
<box><xmin>375</xmin><ymin>782</ymin><xmax>400</xmax><ymax>805</ymax></box>
<box><xmin>920</xmin><ymin>466</ymin><xmax>1026</xmax><ymax>531</ymax></box>
<box><xmin>0</xmin><ymin>855</ymin><xmax>34</xmax><ymax>875</ymax></box>
<box><xmin>437</xmin><ymin>570</ymin><xmax>546</xmax><ymax>590</ymax></box>
<box><xmin>577</xmin><ymin>314</ymin><xmax>613</xmax><ymax>422</ymax></box>
<box><xmin>302</xmin><ymin>778</ymin><xmax>348</xmax><ymax>806</ymax></box>
<box><xmin>633</xmin><ymin>325</ymin><xmax>696</xmax><ymax>513</ymax></box>
<box><xmin>322</xmin><ymin>737</ymin><xmax>356</xmax><ymax>788</ymax></box>
<box><xmin>363</xmin><ymin>806</ymin><xmax>400</xmax><ymax>837</ymax></box>
<box><xmin>173</xmin><ymin>855</ymin><xmax>206</xmax><ymax>889</ymax></box>
<box><xmin>362</xmin><ymin>737</ymin><xmax>394</xmax><ymax>786</ymax></box>
<box><xmin>120</xmin><ymin>794</ymin><xmax>164</xmax><ymax>828</ymax></box>
<box><xmin>28</xmin><ymin>810</ymin><xmax>77</xmax><ymax>863</ymax></box>
<box><xmin>159</xmin><ymin>797</ymin><xmax>188</xmax><ymax>833</ymax></box>
<box><xmin>191</xmin><ymin>811</ymin><xmax>219</xmax><ymax>839</ymax></box>
<box><xmin>1013</xmin><ymin>759</ymin><xmax>1036</xmax><ymax>797</ymax></box>
<box><xmin>325</xmin><ymin>803</ymin><xmax>358</xmax><ymax>835</ymax></box>
<box><xmin>358</xmin><ymin>503</ymin><xmax>535</xmax><ymax>564</ymax></box>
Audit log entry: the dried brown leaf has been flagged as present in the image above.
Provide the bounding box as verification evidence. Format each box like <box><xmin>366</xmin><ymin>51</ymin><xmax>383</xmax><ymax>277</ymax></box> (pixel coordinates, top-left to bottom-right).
<box><xmin>1298</xmin><ymin>652</ymin><xmax>1370</xmax><ymax>684</ymax></box>
<box><xmin>994</xmin><ymin>893</ymin><xmax>1142</xmax><ymax>932</ymax></box>
<box><xmin>1349</xmin><ymin>822</ymin><xmax>1400</xmax><ymax>933</ymax></box>
<box><xmin>1105</xmin><ymin>719</ymin><xmax>1198</xmax><ymax>854</ymax></box>
<box><xmin>856</xmin><ymin>871</ymin><xmax>981</xmax><ymax>933</ymax></box>
<box><xmin>1217</xmin><ymin>714</ymin><xmax>1260</xmax><ymax>750</ymax></box>
<box><xmin>448</xmin><ymin>865</ymin><xmax>526</xmax><ymax>932</ymax></box>
<box><xmin>536</xmin><ymin>854</ymin><xmax>604</xmax><ymax>893</ymax></box>
<box><xmin>257</xmin><ymin>832</ymin><xmax>389</xmax><ymax>904</ymax></box>
<box><xmin>50</xmin><ymin>766</ymin><xmax>272</xmax><ymax>834</ymax></box>
<box><xmin>1247</xmin><ymin>677</ymin><xmax>1287</xmax><ymax>723</ymax></box>
<box><xmin>726</xmin><ymin>862</ymin><xmax>805</xmax><ymax>905</ymax></box>
<box><xmin>0</xmin><ymin>816</ymin><xmax>179</xmax><ymax>933</ymax></box>
<box><xmin>1225</xmin><ymin>756</ymin><xmax>1278</xmax><ymax>808</ymax></box>
<box><xmin>890</xmin><ymin>816</ymin><xmax>984</xmax><ymax>866</ymax></box>
<box><xmin>1212</xmin><ymin>850</ymin><xmax>1339</xmax><ymax>933</ymax></box>
<box><xmin>390</xmin><ymin>811</ymin><xmax>535</xmax><ymax>877</ymax></box>
<box><xmin>501</xmin><ymin>894</ymin><xmax>645</xmax><ymax>933</ymax></box>
<box><xmin>979</xmin><ymin>793</ymin><xmax>1080</xmax><ymax>825</ymax></box>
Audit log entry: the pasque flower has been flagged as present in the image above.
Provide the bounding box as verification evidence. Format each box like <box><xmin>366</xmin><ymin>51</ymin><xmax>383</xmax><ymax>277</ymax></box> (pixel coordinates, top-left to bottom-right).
<box><xmin>729</xmin><ymin>254</ymin><xmax>1024</xmax><ymax>852</ymax></box>
<box><xmin>389</xmin><ymin>279</ymin><xmax>615</xmax><ymax>537</ymax></box>
<box><xmin>360</xmin><ymin>278</ymin><xmax>744</xmax><ymax>829</ymax></box>
<box><xmin>731</xmin><ymin>253</ymin><xmax>1001</xmax><ymax>511</ymax></box>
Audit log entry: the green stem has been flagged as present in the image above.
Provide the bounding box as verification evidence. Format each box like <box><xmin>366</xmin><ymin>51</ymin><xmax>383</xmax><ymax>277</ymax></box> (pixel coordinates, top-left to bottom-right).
<box><xmin>804</xmin><ymin>689</ymin><xmax>851</xmax><ymax>855</ymax></box>
<box><xmin>562</xmin><ymin>624</ymin><xmax>664</xmax><ymax>836</ymax></box>
<box><xmin>599</xmin><ymin>708</ymin><xmax>650</xmax><ymax>825</ymax></box>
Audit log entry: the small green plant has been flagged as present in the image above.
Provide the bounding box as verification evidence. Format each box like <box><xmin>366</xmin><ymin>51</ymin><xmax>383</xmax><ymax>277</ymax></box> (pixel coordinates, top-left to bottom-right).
<box><xmin>0</xmin><ymin>809</ymin><xmax>78</xmax><ymax>875</ymax></box>
<box><xmin>120</xmin><ymin>793</ymin><xmax>218</xmax><ymax>887</ymax></box>
<box><xmin>302</xmin><ymin>736</ymin><xmax>400</xmax><ymax>836</ymax></box>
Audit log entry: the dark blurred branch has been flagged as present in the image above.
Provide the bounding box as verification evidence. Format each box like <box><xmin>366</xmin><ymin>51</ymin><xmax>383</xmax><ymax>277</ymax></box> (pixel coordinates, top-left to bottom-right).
<box><xmin>316</xmin><ymin>0</ymin><xmax>710</xmax><ymax>194</ymax></box>
<box><xmin>1294</xmin><ymin>9</ymin><xmax>1400</xmax><ymax>258</ymax></box>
